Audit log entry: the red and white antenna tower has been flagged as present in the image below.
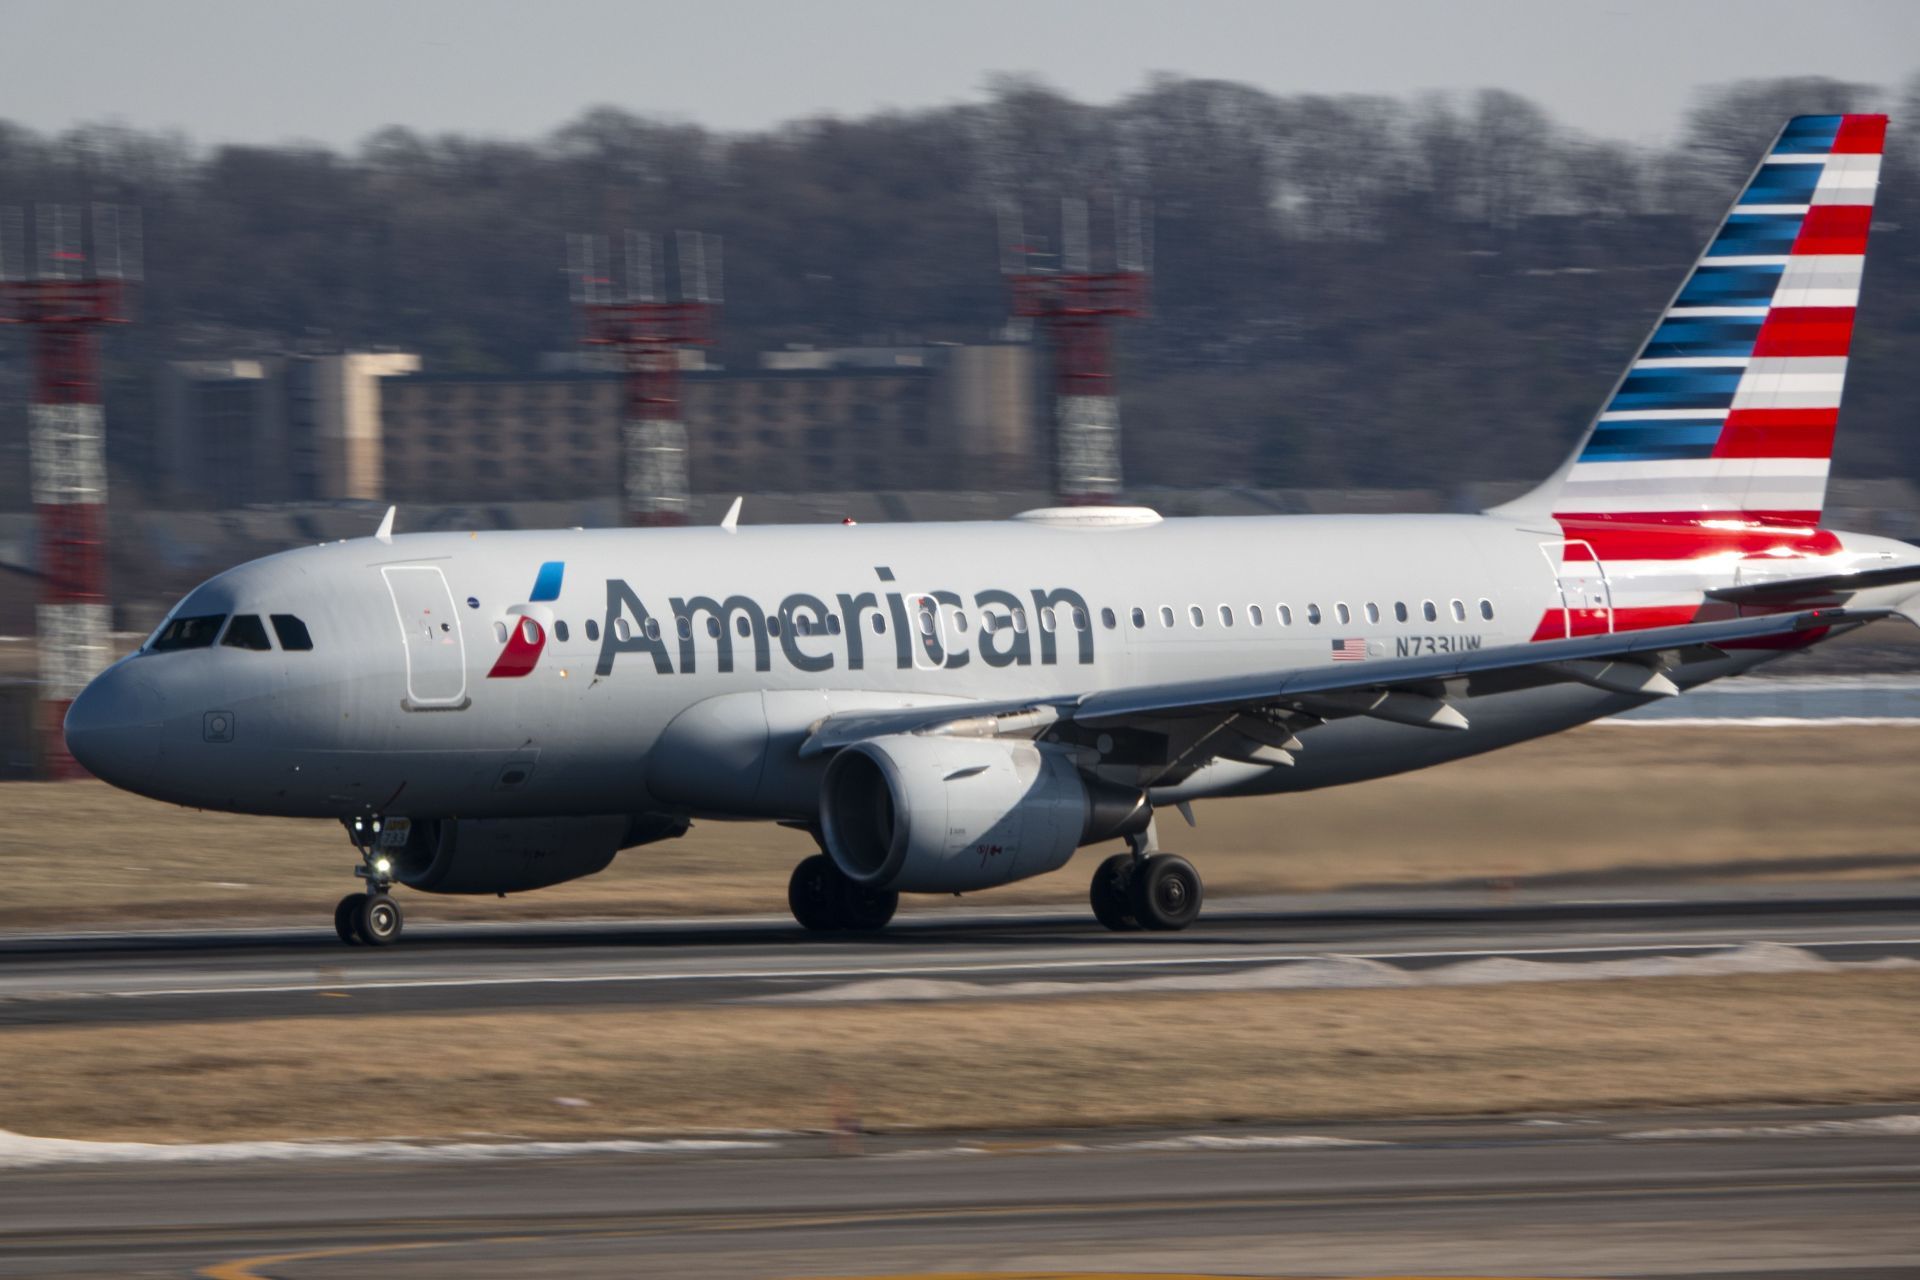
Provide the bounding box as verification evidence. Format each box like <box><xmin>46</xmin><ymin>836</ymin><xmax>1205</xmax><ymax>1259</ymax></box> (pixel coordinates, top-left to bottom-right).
<box><xmin>1</xmin><ymin>204</ymin><xmax>138</xmax><ymax>778</ymax></box>
<box><xmin>1002</xmin><ymin>196</ymin><xmax>1150</xmax><ymax>505</ymax></box>
<box><xmin>568</xmin><ymin>230</ymin><xmax>721</xmax><ymax>526</ymax></box>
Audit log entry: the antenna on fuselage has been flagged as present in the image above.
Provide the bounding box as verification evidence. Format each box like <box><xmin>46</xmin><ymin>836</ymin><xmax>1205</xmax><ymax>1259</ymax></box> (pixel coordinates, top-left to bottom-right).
<box><xmin>375</xmin><ymin>505</ymin><xmax>396</xmax><ymax>545</ymax></box>
<box><xmin>718</xmin><ymin>496</ymin><xmax>742</xmax><ymax>533</ymax></box>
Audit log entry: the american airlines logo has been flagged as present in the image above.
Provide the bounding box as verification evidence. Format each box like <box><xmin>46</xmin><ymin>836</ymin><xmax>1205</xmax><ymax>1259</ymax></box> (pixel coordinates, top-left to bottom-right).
<box><xmin>593</xmin><ymin>574</ymin><xmax>1098</xmax><ymax>677</ymax></box>
<box><xmin>487</xmin><ymin>561</ymin><xmax>565</xmax><ymax>679</ymax></box>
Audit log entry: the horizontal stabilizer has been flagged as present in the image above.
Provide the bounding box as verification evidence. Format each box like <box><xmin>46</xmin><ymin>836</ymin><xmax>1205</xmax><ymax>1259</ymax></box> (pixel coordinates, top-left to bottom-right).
<box><xmin>1707</xmin><ymin>561</ymin><xmax>1920</xmax><ymax>603</ymax></box>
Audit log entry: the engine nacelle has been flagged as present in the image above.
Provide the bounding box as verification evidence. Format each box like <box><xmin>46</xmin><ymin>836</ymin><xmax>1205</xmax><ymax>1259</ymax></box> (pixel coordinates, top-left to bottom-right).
<box><xmin>387</xmin><ymin>813</ymin><xmax>686</xmax><ymax>895</ymax></box>
<box><xmin>819</xmin><ymin>734</ymin><xmax>1148</xmax><ymax>894</ymax></box>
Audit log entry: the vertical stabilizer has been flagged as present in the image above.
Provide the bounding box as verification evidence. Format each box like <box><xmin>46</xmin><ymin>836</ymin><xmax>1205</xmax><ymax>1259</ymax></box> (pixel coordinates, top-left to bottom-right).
<box><xmin>1493</xmin><ymin>114</ymin><xmax>1887</xmax><ymax>529</ymax></box>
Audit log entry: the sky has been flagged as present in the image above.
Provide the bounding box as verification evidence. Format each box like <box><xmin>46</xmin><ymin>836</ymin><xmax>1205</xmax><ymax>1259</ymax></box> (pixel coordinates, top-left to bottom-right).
<box><xmin>6</xmin><ymin>0</ymin><xmax>1918</xmax><ymax>151</ymax></box>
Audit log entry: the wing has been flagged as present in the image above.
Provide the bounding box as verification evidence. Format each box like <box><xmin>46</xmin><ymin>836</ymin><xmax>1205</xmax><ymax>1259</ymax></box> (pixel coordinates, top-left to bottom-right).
<box><xmin>800</xmin><ymin>606</ymin><xmax>1880</xmax><ymax>772</ymax></box>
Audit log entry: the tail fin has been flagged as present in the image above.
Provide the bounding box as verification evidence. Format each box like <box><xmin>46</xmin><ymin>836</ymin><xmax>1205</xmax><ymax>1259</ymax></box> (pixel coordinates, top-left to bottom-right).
<box><xmin>1495</xmin><ymin>114</ymin><xmax>1886</xmax><ymax>528</ymax></box>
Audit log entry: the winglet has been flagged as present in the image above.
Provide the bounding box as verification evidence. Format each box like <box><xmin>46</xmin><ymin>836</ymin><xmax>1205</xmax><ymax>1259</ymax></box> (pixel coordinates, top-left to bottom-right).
<box><xmin>375</xmin><ymin>505</ymin><xmax>396</xmax><ymax>545</ymax></box>
<box><xmin>719</xmin><ymin>496</ymin><xmax>743</xmax><ymax>533</ymax></box>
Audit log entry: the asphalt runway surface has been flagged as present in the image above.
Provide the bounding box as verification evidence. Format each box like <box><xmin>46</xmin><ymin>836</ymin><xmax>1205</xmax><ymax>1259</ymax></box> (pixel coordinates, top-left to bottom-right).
<box><xmin>2</xmin><ymin>1112</ymin><xmax>1916</xmax><ymax>1278</ymax></box>
<box><xmin>2</xmin><ymin>885</ymin><xmax>1916</xmax><ymax>1025</ymax></box>
<box><xmin>4</xmin><ymin>889</ymin><xmax>1917</xmax><ymax>1277</ymax></box>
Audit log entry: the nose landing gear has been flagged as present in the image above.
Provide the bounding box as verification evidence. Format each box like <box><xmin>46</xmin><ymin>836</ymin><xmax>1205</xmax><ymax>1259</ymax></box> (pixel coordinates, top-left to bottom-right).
<box><xmin>334</xmin><ymin>816</ymin><xmax>406</xmax><ymax>946</ymax></box>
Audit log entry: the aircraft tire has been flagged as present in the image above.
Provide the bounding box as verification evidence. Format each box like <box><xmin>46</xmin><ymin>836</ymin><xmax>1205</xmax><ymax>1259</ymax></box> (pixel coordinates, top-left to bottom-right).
<box><xmin>1089</xmin><ymin>853</ymin><xmax>1140</xmax><ymax>932</ymax></box>
<box><xmin>840</xmin><ymin>882</ymin><xmax>899</xmax><ymax>932</ymax></box>
<box><xmin>1130</xmin><ymin>854</ymin><xmax>1203</xmax><ymax>931</ymax></box>
<box><xmin>333</xmin><ymin>893</ymin><xmax>366</xmax><ymax>945</ymax></box>
<box><xmin>788</xmin><ymin>854</ymin><xmax>848</xmax><ymax>931</ymax></box>
<box><xmin>356</xmin><ymin>893</ymin><xmax>404</xmax><ymax>946</ymax></box>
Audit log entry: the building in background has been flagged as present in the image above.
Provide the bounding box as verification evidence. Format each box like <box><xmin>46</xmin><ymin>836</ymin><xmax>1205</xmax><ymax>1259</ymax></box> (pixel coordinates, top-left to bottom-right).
<box><xmin>156</xmin><ymin>352</ymin><xmax>420</xmax><ymax>505</ymax></box>
<box><xmin>379</xmin><ymin>342</ymin><xmax>1038</xmax><ymax>504</ymax></box>
<box><xmin>153</xmin><ymin>343</ymin><xmax>1035</xmax><ymax>507</ymax></box>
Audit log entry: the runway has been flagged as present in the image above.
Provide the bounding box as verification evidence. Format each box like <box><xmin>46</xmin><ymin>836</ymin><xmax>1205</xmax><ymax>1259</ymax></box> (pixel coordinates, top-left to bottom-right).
<box><xmin>3</xmin><ymin>885</ymin><xmax>1916</xmax><ymax>1025</ymax></box>
<box><xmin>1</xmin><ymin>1111</ymin><xmax>1915</xmax><ymax>1277</ymax></box>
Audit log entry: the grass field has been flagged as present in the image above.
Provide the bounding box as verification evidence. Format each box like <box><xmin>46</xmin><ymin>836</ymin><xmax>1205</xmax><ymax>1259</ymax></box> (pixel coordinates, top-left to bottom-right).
<box><xmin>2</xmin><ymin>972</ymin><xmax>1914</xmax><ymax>1142</ymax></box>
<box><xmin>2</xmin><ymin>724</ymin><xmax>1916</xmax><ymax>929</ymax></box>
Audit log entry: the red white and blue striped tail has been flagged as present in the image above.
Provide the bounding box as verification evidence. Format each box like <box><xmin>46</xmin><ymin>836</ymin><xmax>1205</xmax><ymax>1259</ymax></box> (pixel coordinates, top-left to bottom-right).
<box><xmin>1499</xmin><ymin>114</ymin><xmax>1886</xmax><ymax>532</ymax></box>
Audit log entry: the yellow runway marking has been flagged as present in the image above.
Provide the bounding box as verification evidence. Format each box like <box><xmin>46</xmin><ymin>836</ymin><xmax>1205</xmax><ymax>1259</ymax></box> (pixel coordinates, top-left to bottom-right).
<box><xmin>191</xmin><ymin>1182</ymin><xmax>1677</xmax><ymax>1277</ymax></box>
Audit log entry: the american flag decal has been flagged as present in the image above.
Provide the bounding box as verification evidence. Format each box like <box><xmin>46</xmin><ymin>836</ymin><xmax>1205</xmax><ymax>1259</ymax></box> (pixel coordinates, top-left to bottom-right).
<box><xmin>1331</xmin><ymin>638</ymin><xmax>1368</xmax><ymax>662</ymax></box>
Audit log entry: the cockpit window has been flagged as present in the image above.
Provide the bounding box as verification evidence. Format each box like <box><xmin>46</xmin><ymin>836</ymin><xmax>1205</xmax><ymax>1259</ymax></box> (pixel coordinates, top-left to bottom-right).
<box><xmin>150</xmin><ymin>615</ymin><xmax>227</xmax><ymax>652</ymax></box>
<box><xmin>220</xmin><ymin>614</ymin><xmax>273</xmax><ymax>651</ymax></box>
<box><xmin>270</xmin><ymin>614</ymin><xmax>314</xmax><ymax>651</ymax></box>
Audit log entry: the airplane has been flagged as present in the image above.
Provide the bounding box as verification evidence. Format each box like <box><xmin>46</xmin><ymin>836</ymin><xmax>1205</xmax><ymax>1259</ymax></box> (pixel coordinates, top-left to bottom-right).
<box><xmin>63</xmin><ymin>113</ymin><xmax>1920</xmax><ymax>946</ymax></box>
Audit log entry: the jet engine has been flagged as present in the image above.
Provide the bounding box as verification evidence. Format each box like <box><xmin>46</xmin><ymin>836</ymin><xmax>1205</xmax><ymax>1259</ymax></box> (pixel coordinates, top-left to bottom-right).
<box><xmin>819</xmin><ymin>734</ymin><xmax>1149</xmax><ymax>894</ymax></box>
<box><xmin>385</xmin><ymin>813</ymin><xmax>687</xmax><ymax>895</ymax></box>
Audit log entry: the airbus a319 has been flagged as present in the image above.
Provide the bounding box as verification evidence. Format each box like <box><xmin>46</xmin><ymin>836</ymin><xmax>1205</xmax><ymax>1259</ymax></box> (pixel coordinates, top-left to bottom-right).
<box><xmin>64</xmin><ymin>114</ymin><xmax>1920</xmax><ymax>945</ymax></box>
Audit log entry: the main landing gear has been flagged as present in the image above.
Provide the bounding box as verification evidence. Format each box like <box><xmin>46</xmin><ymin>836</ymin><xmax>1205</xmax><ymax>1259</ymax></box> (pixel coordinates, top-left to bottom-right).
<box><xmin>334</xmin><ymin>816</ymin><xmax>405</xmax><ymax>946</ymax></box>
<box><xmin>788</xmin><ymin>853</ymin><xmax>899</xmax><ymax>933</ymax></box>
<box><xmin>1090</xmin><ymin>822</ymin><xmax>1204</xmax><ymax>932</ymax></box>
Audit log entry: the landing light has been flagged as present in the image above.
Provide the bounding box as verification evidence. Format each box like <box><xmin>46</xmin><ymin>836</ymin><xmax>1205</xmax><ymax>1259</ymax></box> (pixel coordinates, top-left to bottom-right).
<box><xmin>374</xmin><ymin>857</ymin><xmax>392</xmax><ymax>875</ymax></box>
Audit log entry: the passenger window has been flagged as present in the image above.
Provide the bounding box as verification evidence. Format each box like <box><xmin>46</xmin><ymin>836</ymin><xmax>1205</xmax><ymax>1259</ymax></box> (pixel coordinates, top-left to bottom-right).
<box><xmin>1395</xmin><ymin>602</ymin><xmax>1409</xmax><ymax>623</ymax></box>
<box><xmin>766</xmin><ymin>615</ymin><xmax>782</xmax><ymax>637</ymax></box>
<box><xmin>268</xmin><ymin>615</ymin><xmax>312</xmax><ymax>652</ymax></box>
<box><xmin>827</xmin><ymin>615</ymin><xmax>843</xmax><ymax>635</ymax></box>
<box><xmin>586</xmin><ymin>619</ymin><xmax>600</xmax><ymax>642</ymax></box>
<box><xmin>1364</xmin><ymin>602</ymin><xmax>1380</xmax><ymax>624</ymax></box>
<box><xmin>152</xmin><ymin>614</ymin><xmax>227</xmax><ymax>652</ymax></box>
<box><xmin>1480</xmin><ymin>598</ymin><xmax>1495</xmax><ymax>621</ymax></box>
<box><xmin>555</xmin><ymin>620</ymin><xmax>570</xmax><ymax>643</ymax></box>
<box><xmin>1012</xmin><ymin>608</ymin><xmax>1028</xmax><ymax>634</ymax></box>
<box><xmin>1306</xmin><ymin>604</ymin><xmax>1322</xmax><ymax>625</ymax></box>
<box><xmin>1040</xmin><ymin>607</ymin><xmax>1057</xmax><ymax>633</ymax></box>
<box><xmin>1423</xmin><ymin>600</ymin><xmax>1438</xmax><ymax>622</ymax></box>
<box><xmin>220</xmin><ymin>614</ymin><xmax>272</xmax><ymax>651</ymax></box>
<box><xmin>615</xmin><ymin>618</ymin><xmax>632</xmax><ymax>642</ymax></box>
<box><xmin>1073</xmin><ymin>607</ymin><xmax>1088</xmax><ymax>631</ymax></box>
<box><xmin>953</xmin><ymin>611</ymin><xmax>970</xmax><ymax>633</ymax></box>
<box><xmin>735</xmin><ymin>616</ymin><xmax>751</xmax><ymax>638</ymax></box>
<box><xmin>1451</xmin><ymin>599</ymin><xmax>1466</xmax><ymax>622</ymax></box>
<box><xmin>1189</xmin><ymin>605</ymin><xmax>1205</xmax><ymax>628</ymax></box>
<box><xmin>1102</xmin><ymin>607</ymin><xmax>1118</xmax><ymax>630</ymax></box>
<box><xmin>1249</xmin><ymin>604</ymin><xmax>1264</xmax><ymax>626</ymax></box>
<box><xmin>1335</xmin><ymin>603</ymin><xmax>1351</xmax><ymax>625</ymax></box>
<box><xmin>1131</xmin><ymin>607</ymin><xmax>1146</xmax><ymax>629</ymax></box>
<box><xmin>872</xmin><ymin>613</ymin><xmax>887</xmax><ymax>634</ymax></box>
<box><xmin>644</xmin><ymin>618</ymin><xmax>660</xmax><ymax>641</ymax></box>
<box><xmin>1278</xmin><ymin>604</ymin><xmax>1293</xmax><ymax>626</ymax></box>
<box><xmin>1218</xmin><ymin>604</ymin><xmax>1234</xmax><ymax>627</ymax></box>
<box><xmin>795</xmin><ymin>615</ymin><xmax>814</xmax><ymax>636</ymax></box>
<box><xmin>520</xmin><ymin>618</ymin><xmax>539</xmax><ymax>645</ymax></box>
<box><xmin>1159</xmin><ymin>606</ymin><xmax>1175</xmax><ymax>628</ymax></box>
<box><xmin>493</xmin><ymin>621</ymin><xmax>509</xmax><ymax>645</ymax></box>
<box><xmin>677</xmin><ymin>617</ymin><xmax>693</xmax><ymax>639</ymax></box>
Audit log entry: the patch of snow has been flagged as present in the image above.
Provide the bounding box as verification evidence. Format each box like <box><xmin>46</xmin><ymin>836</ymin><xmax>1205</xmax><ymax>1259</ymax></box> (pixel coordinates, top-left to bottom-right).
<box><xmin>0</xmin><ymin>1130</ymin><xmax>774</xmax><ymax>1170</ymax></box>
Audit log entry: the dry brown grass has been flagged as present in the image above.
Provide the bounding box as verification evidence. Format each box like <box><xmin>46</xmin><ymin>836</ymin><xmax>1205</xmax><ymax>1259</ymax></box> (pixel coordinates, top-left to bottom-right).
<box><xmin>2</xmin><ymin>972</ymin><xmax>1914</xmax><ymax>1142</ymax></box>
<box><xmin>3</xmin><ymin>724</ymin><xmax>1917</xmax><ymax>929</ymax></box>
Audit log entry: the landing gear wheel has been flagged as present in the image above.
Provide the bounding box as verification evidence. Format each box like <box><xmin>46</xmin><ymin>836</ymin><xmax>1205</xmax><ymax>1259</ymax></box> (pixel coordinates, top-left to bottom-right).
<box><xmin>1089</xmin><ymin>853</ymin><xmax>1140</xmax><ymax>932</ymax></box>
<box><xmin>1130</xmin><ymin>853</ymin><xmax>1203</xmax><ymax>932</ymax></box>
<box><xmin>789</xmin><ymin>854</ymin><xmax>847</xmax><ymax>932</ymax></box>
<box><xmin>356</xmin><ymin>893</ymin><xmax>404</xmax><ymax>946</ymax></box>
<box><xmin>839</xmin><ymin>881</ymin><xmax>899</xmax><ymax>933</ymax></box>
<box><xmin>788</xmin><ymin>853</ymin><xmax>897</xmax><ymax>933</ymax></box>
<box><xmin>333</xmin><ymin>893</ymin><xmax>366</xmax><ymax>945</ymax></box>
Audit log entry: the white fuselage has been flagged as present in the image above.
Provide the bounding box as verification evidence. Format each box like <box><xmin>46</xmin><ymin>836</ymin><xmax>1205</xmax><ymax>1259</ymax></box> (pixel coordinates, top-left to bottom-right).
<box><xmin>61</xmin><ymin>510</ymin><xmax>1918</xmax><ymax>824</ymax></box>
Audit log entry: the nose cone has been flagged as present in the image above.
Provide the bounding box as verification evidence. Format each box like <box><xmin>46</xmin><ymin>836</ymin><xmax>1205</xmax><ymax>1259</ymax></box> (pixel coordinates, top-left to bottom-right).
<box><xmin>65</xmin><ymin>665</ymin><xmax>164</xmax><ymax>789</ymax></box>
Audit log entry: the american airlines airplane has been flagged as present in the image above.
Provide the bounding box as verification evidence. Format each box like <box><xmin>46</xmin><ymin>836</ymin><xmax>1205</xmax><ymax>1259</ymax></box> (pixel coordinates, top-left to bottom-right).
<box><xmin>64</xmin><ymin>114</ymin><xmax>1920</xmax><ymax>946</ymax></box>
